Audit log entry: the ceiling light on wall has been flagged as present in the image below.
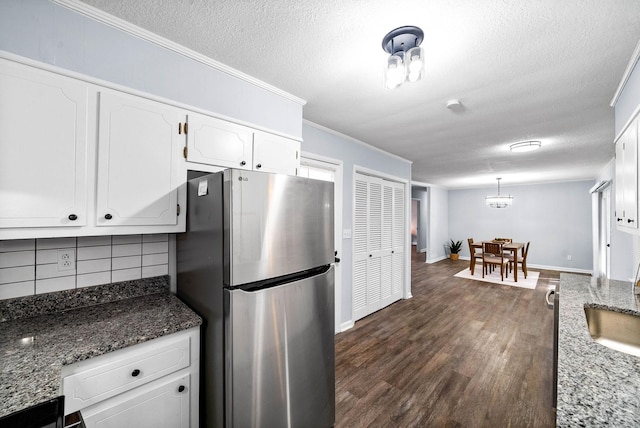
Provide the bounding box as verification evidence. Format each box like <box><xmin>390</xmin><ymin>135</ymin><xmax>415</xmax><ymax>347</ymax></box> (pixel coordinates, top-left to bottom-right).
<box><xmin>382</xmin><ymin>26</ymin><xmax>424</xmax><ymax>89</ymax></box>
<box><xmin>510</xmin><ymin>140</ymin><xmax>541</xmax><ymax>152</ymax></box>
<box><xmin>485</xmin><ymin>178</ymin><xmax>514</xmax><ymax>208</ymax></box>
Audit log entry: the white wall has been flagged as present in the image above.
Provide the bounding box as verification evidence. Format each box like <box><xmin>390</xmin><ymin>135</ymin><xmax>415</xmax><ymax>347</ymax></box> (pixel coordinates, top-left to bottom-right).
<box><xmin>301</xmin><ymin>122</ymin><xmax>412</xmax><ymax>328</ymax></box>
<box><xmin>427</xmin><ymin>186</ymin><xmax>449</xmax><ymax>263</ymax></box>
<box><xmin>449</xmin><ymin>180</ymin><xmax>594</xmax><ymax>272</ymax></box>
<box><xmin>0</xmin><ymin>0</ymin><xmax>302</xmax><ymax>138</ymax></box>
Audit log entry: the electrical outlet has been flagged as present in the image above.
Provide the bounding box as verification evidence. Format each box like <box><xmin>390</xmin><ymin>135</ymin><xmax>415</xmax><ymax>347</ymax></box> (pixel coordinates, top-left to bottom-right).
<box><xmin>567</xmin><ymin>255</ymin><xmax>572</xmax><ymax>261</ymax></box>
<box><xmin>57</xmin><ymin>249</ymin><xmax>76</xmax><ymax>271</ymax></box>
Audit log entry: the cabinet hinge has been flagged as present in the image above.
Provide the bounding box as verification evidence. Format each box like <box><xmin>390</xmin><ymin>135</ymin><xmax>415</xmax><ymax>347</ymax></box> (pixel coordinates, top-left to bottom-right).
<box><xmin>177</xmin><ymin>204</ymin><xmax>181</xmax><ymax>216</ymax></box>
<box><xmin>183</xmin><ymin>146</ymin><xmax>188</xmax><ymax>159</ymax></box>
<box><xmin>183</xmin><ymin>122</ymin><xmax>188</xmax><ymax>134</ymax></box>
<box><xmin>178</xmin><ymin>123</ymin><xmax>183</xmax><ymax>135</ymax></box>
<box><xmin>296</xmin><ymin>151</ymin><xmax>299</xmax><ymax>159</ymax></box>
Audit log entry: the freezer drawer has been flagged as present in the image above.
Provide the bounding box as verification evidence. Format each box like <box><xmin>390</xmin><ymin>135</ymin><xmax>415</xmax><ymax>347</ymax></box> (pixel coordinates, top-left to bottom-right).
<box><xmin>225</xmin><ymin>266</ymin><xmax>335</xmax><ymax>428</ymax></box>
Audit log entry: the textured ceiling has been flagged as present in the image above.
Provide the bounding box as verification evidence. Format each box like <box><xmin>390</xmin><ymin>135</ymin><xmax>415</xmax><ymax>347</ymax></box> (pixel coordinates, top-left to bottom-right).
<box><xmin>78</xmin><ymin>0</ymin><xmax>640</xmax><ymax>188</ymax></box>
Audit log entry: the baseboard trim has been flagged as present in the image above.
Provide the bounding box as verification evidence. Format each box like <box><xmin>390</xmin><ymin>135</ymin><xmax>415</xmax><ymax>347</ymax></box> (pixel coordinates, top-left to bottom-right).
<box><xmin>339</xmin><ymin>320</ymin><xmax>355</xmax><ymax>333</ymax></box>
<box><xmin>426</xmin><ymin>255</ymin><xmax>447</xmax><ymax>264</ymax></box>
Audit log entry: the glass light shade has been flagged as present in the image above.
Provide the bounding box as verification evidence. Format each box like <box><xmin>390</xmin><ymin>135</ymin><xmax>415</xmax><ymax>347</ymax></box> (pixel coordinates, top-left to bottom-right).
<box><xmin>406</xmin><ymin>46</ymin><xmax>424</xmax><ymax>80</ymax></box>
<box><xmin>385</xmin><ymin>55</ymin><xmax>404</xmax><ymax>89</ymax></box>
<box><xmin>485</xmin><ymin>195</ymin><xmax>514</xmax><ymax>208</ymax></box>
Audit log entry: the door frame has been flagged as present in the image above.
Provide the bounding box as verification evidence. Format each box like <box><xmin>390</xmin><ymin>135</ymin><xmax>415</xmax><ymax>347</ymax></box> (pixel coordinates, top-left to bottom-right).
<box><xmin>300</xmin><ymin>152</ymin><xmax>343</xmax><ymax>334</ymax></box>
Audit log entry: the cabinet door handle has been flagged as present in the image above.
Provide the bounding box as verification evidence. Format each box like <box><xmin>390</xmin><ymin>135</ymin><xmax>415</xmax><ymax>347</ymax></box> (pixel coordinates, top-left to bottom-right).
<box><xmin>617</xmin><ymin>218</ymin><xmax>623</xmax><ymax>222</ymax></box>
<box><xmin>178</xmin><ymin>385</ymin><xmax>186</xmax><ymax>393</ymax></box>
<box><xmin>104</xmin><ymin>214</ymin><xmax>113</xmax><ymax>220</ymax></box>
<box><xmin>131</xmin><ymin>369</ymin><xmax>141</xmax><ymax>377</ymax></box>
<box><xmin>629</xmin><ymin>219</ymin><xmax>635</xmax><ymax>223</ymax></box>
<box><xmin>240</xmin><ymin>160</ymin><xmax>246</xmax><ymax>166</ymax></box>
<box><xmin>68</xmin><ymin>214</ymin><xmax>78</xmax><ymax>221</ymax></box>
<box><xmin>256</xmin><ymin>163</ymin><xmax>262</xmax><ymax>169</ymax></box>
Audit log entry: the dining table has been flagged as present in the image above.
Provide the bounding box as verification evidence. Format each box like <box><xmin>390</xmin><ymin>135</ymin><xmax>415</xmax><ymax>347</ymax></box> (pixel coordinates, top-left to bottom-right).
<box><xmin>471</xmin><ymin>241</ymin><xmax>525</xmax><ymax>282</ymax></box>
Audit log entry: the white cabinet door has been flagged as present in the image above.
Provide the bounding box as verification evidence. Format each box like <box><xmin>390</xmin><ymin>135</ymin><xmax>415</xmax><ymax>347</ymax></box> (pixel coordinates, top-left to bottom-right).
<box><xmin>0</xmin><ymin>60</ymin><xmax>88</xmax><ymax>228</ymax></box>
<box><xmin>186</xmin><ymin>113</ymin><xmax>253</xmax><ymax>170</ymax></box>
<box><xmin>615</xmin><ymin>118</ymin><xmax>638</xmax><ymax>230</ymax></box>
<box><xmin>81</xmin><ymin>373</ymin><xmax>191</xmax><ymax>428</ymax></box>
<box><xmin>96</xmin><ymin>91</ymin><xmax>182</xmax><ymax>227</ymax></box>
<box><xmin>253</xmin><ymin>132</ymin><xmax>300</xmax><ymax>175</ymax></box>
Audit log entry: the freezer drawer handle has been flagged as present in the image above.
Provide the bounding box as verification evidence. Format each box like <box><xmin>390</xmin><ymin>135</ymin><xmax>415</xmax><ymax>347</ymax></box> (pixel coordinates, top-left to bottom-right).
<box><xmin>131</xmin><ymin>369</ymin><xmax>141</xmax><ymax>377</ymax></box>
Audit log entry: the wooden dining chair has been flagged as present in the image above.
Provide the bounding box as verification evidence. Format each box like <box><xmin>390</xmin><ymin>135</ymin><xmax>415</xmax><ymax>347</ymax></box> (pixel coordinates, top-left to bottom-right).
<box><xmin>482</xmin><ymin>242</ymin><xmax>510</xmax><ymax>281</ymax></box>
<box><xmin>508</xmin><ymin>241</ymin><xmax>530</xmax><ymax>278</ymax></box>
<box><xmin>468</xmin><ymin>238</ymin><xmax>483</xmax><ymax>275</ymax></box>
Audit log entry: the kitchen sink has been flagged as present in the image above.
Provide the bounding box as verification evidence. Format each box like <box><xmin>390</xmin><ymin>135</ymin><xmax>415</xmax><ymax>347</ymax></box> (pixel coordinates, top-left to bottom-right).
<box><xmin>584</xmin><ymin>305</ymin><xmax>640</xmax><ymax>357</ymax></box>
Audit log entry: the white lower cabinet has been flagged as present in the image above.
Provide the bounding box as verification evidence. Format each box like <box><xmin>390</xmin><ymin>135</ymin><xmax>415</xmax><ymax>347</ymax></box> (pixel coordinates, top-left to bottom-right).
<box><xmin>61</xmin><ymin>327</ymin><xmax>199</xmax><ymax>427</ymax></box>
<box><xmin>80</xmin><ymin>373</ymin><xmax>191</xmax><ymax>428</ymax></box>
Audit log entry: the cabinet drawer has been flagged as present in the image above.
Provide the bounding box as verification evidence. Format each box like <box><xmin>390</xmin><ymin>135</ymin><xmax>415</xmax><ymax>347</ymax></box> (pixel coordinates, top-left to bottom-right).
<box><xmin>62</xmin><ymin>334</ymin><xmax>191</xmax><ymax>414</ymax></box>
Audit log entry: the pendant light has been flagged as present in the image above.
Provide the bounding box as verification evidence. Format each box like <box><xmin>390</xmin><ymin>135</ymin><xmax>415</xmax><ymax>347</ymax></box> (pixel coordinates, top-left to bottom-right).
<box><xmin>485</xmin><ymin>178</ymin><xmax>514</xmax><ymax>208</ymax></box>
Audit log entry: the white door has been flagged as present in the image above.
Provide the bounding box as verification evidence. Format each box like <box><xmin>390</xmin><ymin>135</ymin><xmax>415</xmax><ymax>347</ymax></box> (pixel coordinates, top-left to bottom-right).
<box><xmin>298</xmin><ymin>156</ymin><xmax>343</xmax><ymax>333</ymax></box>
<box><xmin>0</xmin><ymin>59</ymin><xmax>88</xmax><ymax>228</ymax></box>
<box><xmin>353</xmin><ymin>173</ymin><xmax>404</xmax><ymax>322</ymax></box>
<box><xmin>96</xmin><ymin>91</ymin><xmax>182</xmax><ymax>227</ymax></box>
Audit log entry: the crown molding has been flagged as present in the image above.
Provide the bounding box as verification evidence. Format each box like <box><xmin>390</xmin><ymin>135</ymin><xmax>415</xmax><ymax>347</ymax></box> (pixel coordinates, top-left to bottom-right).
<box><xmin>611</xmin><ymin>38</ymin><xmax>640</xmax><ymax>107</ymax></box>
<box><xmin>303</xmin><ymin>119</ymin><xmax>412</xmax><ymax>165</ymax></box>
<box><xmin>51</xmin><ymin>0</ymin><xmax>306</xmax><ymax>106</ymax></box>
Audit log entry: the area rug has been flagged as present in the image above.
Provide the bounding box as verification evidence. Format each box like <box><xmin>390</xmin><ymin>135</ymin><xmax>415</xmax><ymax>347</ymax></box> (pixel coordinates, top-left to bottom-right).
<box><xmin>454</xmin><ymin>267</ymin><xmax>539</xmax><ymax>289</ymax></box>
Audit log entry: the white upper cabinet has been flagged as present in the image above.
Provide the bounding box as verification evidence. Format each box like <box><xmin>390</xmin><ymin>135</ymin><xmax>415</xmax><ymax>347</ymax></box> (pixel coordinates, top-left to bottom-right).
<box><xmin>96</xmin><ymin>91</ymin><xmax>183</xmax><ymax>227</ymax></box>
<box><xmin>615</xmin><ymin>115</ymin><xmax>639</xmax><ymax>232</ymax></box>
<box><xmin>0</xmin><ymin>60</ymin><xmax>88</xmax><ymax>229</ymax></box>
<box><xmin>185</xmin><ymin>113</ymin><xmax>301</xmax><ymax>175</ymax></box>
<box><xmin>185</xmin><ymin>112</ymin><xmax>253</xmax><ymax>170</ymax></box>
<box><xmin>253</xmin><ymin>131</ymin><xmax>301</xmax><ymax>175</ymax></box>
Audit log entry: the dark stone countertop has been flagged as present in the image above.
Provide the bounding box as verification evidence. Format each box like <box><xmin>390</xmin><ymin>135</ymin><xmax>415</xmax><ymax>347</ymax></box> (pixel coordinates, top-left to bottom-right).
<box><xmin>0</xmin><ymin>276</ymin><xmax>202</xmax><ymax>419</ymax></box>
<box><xmin>557</xmin><ymin>273</ymin><xmax>640</xmax><ymax>427</ymax></box>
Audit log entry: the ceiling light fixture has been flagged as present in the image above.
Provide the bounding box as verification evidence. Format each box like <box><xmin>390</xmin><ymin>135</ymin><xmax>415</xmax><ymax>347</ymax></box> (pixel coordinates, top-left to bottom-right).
<box><xmin>510</xmin><ymin>140</ymin><xmax>541</xmax><ymax>153</ymax></box>
<box><xmin>382</xmin><ymin>26</ymin><xmax>425</xmax><ymax>89</ymax></box>
<box><xmin>485</xmin><ymin>178</ymin><xmax>514</xmax><ymax>208</ymax></box>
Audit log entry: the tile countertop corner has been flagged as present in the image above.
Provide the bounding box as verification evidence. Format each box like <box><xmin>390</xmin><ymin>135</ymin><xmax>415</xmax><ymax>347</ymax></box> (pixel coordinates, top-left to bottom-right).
<box><xmin>557</xmin><ymin>273</ymin><xmax>640</xmax><ymax>427</ymax></box>
<box><xmin>0</xmin><ymin>276</ymin><xmax>202</xmax><ymax>419</ymax></box>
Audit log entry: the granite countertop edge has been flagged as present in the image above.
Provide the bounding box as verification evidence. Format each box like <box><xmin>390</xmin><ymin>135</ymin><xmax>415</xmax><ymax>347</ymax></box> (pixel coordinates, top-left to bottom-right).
<box><xmin>556</xmin><ymin>273</ymin><xmax>640</xmax><ymax>427</ymax></box>
<box><xmin>0</xmin><ymin>276</ymin><xmax>202</xmax><ymax>419</ymax></box>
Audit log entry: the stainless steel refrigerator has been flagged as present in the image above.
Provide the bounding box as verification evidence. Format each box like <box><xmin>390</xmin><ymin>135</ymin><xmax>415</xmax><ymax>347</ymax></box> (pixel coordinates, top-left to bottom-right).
<box><xmin>177</xmin><ymin>169</ymin><xmax>335</xmax><ymax>428</ymax></box>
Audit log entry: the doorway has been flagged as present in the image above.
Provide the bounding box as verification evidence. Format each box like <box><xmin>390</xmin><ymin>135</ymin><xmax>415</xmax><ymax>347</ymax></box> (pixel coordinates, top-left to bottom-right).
<box><xmin>299</xmin><ymin>154</ymin><xmax>343</xmax><ymax>333</ymax></box>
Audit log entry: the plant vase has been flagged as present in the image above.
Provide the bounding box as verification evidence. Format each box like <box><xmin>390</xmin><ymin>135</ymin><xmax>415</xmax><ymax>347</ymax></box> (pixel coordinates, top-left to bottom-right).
<box><xmin>450</xmin><ymin>253</ymin><xmax>460</xmax><ymax>260</ymax></box>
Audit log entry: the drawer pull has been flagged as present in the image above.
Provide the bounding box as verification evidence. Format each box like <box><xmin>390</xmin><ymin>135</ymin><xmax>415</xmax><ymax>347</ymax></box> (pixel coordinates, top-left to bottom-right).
<box><xmin>68</xmin><ymin>214</ymin><xmax>78</xmax><ymax>221</ymax></box>
<box><xmin>104</xmin><ymin>214</ymin><xmax>113</xmax><ymax>220</ymax></box>
<box><xmin>178</xmin><ymin>385</ymin><xmax>186</xmax><ymax>393</ymax></box>
<box><xmin>240</xmin><ymin>160</ymin><xmax>246</xmax><ymax>166</ymax></box>
<box><xmin>256</xmin><ymin>163</ymin><xmax>262</xmax><ymax>169</ymax></box>
<box><xmin>131</xmin><ymin>369</ymin><xmax>141</xmax><ymax>377</ymax></box>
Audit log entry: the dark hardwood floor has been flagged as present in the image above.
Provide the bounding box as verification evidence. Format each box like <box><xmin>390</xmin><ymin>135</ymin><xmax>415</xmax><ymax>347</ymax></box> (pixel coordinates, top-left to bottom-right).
<box><xmin>334</xmin><ymin>248</ymin><xmax>559</xmax><ymax>427</ymax></box>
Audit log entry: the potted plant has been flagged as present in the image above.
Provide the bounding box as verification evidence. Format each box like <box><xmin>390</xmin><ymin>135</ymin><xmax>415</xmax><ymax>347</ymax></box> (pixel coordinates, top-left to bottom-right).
<box><xmin>449</xmin><ymin>239</ymin><xmax>462</xmax><ymax>260</ymax></box>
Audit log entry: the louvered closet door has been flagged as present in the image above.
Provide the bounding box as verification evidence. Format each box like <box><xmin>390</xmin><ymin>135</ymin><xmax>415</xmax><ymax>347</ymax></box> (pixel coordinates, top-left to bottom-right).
<box><xmin>353</xmin><ymin>173</ymin><xmax>405</xmax><ymax>321</ymax></box>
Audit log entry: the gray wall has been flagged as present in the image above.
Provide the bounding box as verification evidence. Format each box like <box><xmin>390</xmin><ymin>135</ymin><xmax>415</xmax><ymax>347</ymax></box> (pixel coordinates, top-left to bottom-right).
<box><xmin>0</xmin><ymin>0</ymin><xmax>302</xmax><ymax>137</ymax></box>
<box><xmin>302</xmin><ymin>123</ymin><xmax>412</xmax><ymax>326</ymax></box>
<box><xmin>411</xmin><ymin>187</ymin><xmax>428</xmax><ymax>252</ymax></box>
<box><xmin>449</xmin><ymin>181</ymin><xmax>594</xmax><ymax>271</ymax></box>
<box><xmin>427</xmin><ymin>186</ymin><xmax>449</xmax><ymax>263</ymax></box>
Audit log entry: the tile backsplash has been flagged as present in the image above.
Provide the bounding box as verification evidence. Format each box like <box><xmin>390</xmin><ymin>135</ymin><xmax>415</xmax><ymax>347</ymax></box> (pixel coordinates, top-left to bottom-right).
<box><xmin>0</xmin><ymin>234</ymin><xmax>169</xmax><ymax>300</ymax></box>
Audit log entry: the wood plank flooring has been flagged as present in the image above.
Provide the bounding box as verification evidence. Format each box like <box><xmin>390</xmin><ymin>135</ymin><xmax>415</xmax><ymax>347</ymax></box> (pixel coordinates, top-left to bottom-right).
<box><xmin>334</xmin><ymin>248</ymin><xmax>559</xmax><ymax>427</ymax></box>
